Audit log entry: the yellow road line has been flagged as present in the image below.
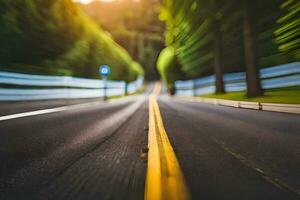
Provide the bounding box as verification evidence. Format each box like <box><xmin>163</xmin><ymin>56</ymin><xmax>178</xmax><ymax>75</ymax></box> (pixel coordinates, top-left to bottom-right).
<box><xmin>145</xmin><ymin>83</ymin><xmax>190</xmax><ymax>200</ymax></box>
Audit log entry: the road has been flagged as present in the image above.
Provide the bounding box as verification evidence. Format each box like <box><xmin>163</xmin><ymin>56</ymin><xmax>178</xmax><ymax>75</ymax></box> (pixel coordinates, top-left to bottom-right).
<box><xmin>0</xmin><ymin>83</ymin><xmax>299</xmax><ymax>200</ymax></box>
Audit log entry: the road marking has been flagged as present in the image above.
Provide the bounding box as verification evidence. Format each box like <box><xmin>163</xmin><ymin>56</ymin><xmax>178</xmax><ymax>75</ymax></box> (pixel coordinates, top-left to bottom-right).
<box><xmin>145</xmin><ymin>83</ymin><xmax>190</xmax><ymax>200</ymax></box>
<box><xmin>0</xmin><ymin>107</ymin><xmax>69</xmax><ymax>121</ymax></box>
<box><xmin>0</xmin><ymin>101</ymin><xmax>103</xmax><ymax>122</ymax></box>
<box><xmin>214</xmin><ymin>139</ymin><xmax>300</xmax><ymax>197</ymax></box>
<box><xmin>0</xmin><ymin>96</ymin><xmax>141</xmax><ymax>122</ymax></box>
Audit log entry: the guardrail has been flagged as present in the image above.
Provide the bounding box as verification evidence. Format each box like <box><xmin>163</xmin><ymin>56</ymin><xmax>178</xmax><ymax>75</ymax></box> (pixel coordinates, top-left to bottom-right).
<box><xmin>175</xmin><ymin>62</ymin><xmax>300</xmax><ymax>96</ymax></box>
<box><xmin>0</xmin><ymin>71</ymin><xmax>144</xmax><ymax>101</ymax></box>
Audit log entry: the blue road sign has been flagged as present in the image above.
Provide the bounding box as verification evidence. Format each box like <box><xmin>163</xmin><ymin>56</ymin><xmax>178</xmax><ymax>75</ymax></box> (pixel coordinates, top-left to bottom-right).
<box><xmin>99</xmin><ymin>65</ymin><xmax>110</xmax><ymax>76</ymax></box>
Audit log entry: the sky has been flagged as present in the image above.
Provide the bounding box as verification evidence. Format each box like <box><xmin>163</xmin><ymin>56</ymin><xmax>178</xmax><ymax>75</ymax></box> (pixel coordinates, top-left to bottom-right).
<box><xmin>74</xmin><ymin>0</ymin><xmax>115</xmax><ymax>4</ymax></box>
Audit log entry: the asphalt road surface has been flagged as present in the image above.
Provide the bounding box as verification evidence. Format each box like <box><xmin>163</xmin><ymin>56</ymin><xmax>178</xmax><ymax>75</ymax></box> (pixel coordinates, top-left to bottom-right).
<box><xmin>0</xmin><ymin>84</ymin><xmax>299</xmax><ymax>200</ymax></box>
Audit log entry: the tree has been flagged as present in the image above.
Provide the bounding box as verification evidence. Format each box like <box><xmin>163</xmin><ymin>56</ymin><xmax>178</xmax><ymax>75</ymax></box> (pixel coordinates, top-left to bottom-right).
<box><xmin>242</xmin><ymin>0</ymin><xmax>263</xmax><ymax>97</ymax></box>
<box><xmin>211</xmin><ymin>1</ymin><xmax>225</xmax><ymax>93</ymax></box>
<box><xmin>79</xmin><ymin>0</ymin><xmax>164</xmax><ymax>80</ymax></box>
<box><xmin>157</xmin><ymin>46</ymin><xmax>185</xmax><ymax>94</ymax></box>
<box><xmin>0</xmin><ymin>0</ymin><xmax>143</xmax><ymax>81</ymax></box>
<box><xmin>275</xmin><ymin>0</ymin><xmax>300</xmax><ymax>60</ymax></box>
<box><xmin>159</xmin><ymin>0</ymin><xmax>231</xmax><ymax>93</ymax></box>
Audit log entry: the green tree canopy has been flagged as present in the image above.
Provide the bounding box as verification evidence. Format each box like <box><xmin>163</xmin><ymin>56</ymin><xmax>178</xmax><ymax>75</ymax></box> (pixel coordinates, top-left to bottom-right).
<box><xmin>158</xmin><ymin>0</ymin><xmax>299</xmax><ymax>95</ymax></box>
<box><xmin>0</xmin><ymin>0</ymin><xmax>143</xmax><ymax>81</ymax></box>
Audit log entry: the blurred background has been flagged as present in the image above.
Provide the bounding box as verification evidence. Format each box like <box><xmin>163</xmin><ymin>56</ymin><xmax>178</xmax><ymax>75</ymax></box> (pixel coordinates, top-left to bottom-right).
<box><xmin>0</xmin><ymin>0</ymin><xmax>299</xmax><ymax>102</ymax></box>
<box><xmin>0</xmin><ymin>2</ymin><xmax>299</xmax><ymax>199</ymax></box>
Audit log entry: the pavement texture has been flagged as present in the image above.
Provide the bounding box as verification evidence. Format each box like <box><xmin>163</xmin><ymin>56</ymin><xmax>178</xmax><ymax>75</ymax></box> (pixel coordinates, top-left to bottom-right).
<box><xmin>158</xmin><ymin>95</ymin><xmax>300</xmax><ymax>200</ymax></box>
<box><xmin>0</xmin><ymin>85</ymin><xmax>299</xmax><ymax>200</ymax></box>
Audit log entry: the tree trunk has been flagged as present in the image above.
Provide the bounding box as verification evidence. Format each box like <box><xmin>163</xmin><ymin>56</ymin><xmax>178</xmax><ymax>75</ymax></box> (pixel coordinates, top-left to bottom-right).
<box><xmin>243</xmin><ymin>0</ymin><xmax>263</xmax><ymax>97</ymax></box>
<box><xmin>137</xmin><ymin>34</ymin><xmax>144</xmax><ymax>61</ymax></box>
<box><xmin>214</xmin><ymin>19</ymin><xmax>225</xmax><ymax>94</ymax></box>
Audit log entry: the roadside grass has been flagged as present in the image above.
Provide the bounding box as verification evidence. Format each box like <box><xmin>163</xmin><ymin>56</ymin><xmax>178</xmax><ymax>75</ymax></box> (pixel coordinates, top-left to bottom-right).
<box><xmin>200</xmin><ymin>86</ymin><xmax>300</xmax><ymax>104</ymax></box>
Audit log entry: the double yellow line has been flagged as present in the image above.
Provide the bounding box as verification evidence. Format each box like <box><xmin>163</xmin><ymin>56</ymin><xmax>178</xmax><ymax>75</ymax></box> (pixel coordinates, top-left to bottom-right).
<box><xmin>145</xmin><ymin>83</ymin><xmax>190</xmax><ymax>200</ymax></box>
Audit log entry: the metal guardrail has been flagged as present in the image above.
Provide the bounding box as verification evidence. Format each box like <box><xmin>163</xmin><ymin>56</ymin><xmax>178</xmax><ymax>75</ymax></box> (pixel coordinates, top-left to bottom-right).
<box><xmin>175</xmin><ymin>62</ymin><xmax>300</xmax><ymax>96</ymax></box>
<box><xmin>0</xmin><ymin>71</ymin><xmax>144</xmax><ymax>101</ymax></box>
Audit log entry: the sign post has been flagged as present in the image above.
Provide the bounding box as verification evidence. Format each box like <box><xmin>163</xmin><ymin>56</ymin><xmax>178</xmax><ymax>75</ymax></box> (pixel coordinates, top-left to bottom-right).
<box><xmin>99</xmin><ymin>65</ymin><xmax>111</xmax><ymax>101</ymax></box>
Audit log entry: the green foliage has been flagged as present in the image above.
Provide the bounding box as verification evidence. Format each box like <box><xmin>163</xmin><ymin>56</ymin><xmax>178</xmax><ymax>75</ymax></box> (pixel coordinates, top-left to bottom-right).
<box><xmin>159</xmin><ymin>0</ymin><xmax>245</xmax><ymax>80</ymax></box>
<box><xmin>159</xmin><ymin>0</ymin><xmax>299</xmax><ymax>85</ymax></box>
<box><xmin>157</xmin><ymin>46</ymin><xmax>184</xmax><ymax>92</ymax></box>
<box><xmin>275</xmin><ymin>0</ymin><xmax>300</xmax><ymax>59</ymax></box>
<box><xmin>0</xmin><ymin>0</ymin><xmax>143</xmax><ymax>81</ymax></box>
<box><xmin>79</xmin><ymin>0</ymin><xmax>163</xmax><ymax>80</ymax></box>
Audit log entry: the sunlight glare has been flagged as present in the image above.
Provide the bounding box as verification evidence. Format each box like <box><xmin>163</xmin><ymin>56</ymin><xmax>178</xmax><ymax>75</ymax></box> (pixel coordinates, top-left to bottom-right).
<box><xmin>74</xmin><ymin>0</ymin><xmax>116</xmax><ymax>4</ymax></box>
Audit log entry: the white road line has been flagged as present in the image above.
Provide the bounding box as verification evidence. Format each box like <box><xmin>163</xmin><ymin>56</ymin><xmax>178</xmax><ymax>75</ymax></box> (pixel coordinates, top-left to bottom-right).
<box><xmin>0</xmin><ymin>107</ymin><xmax>68</xmax><ymax>121</ymax></box>
<box><xmin>0</xmin><ymin>101</ymin><xmax>102</xmax><ymax>122</ymax></box>
<box><xmin>0</xmin><ymin>95</ymin><xmax>142</xmax><ymax>122</ymax></box>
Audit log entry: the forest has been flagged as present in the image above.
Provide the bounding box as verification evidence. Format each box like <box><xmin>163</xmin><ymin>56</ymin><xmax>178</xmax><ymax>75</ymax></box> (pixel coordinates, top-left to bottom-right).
<box><xmin>0</xmin><ymin>0</ymin><xmax>144</xmax><ymax>81</ymax></box>
<box><xmin>0</xmin><ymin>0</ymin><xmax>299</xmax><ymax>93</ymax></box>
<box><xmin>79</xmin><ymin>0</ymin><xmax>164</xmax><ymax>80</ymax></box>
<box><xmin>158</xmin><ymin>0</ymin><xmax>300</xmax><ymax>96</ymax></box>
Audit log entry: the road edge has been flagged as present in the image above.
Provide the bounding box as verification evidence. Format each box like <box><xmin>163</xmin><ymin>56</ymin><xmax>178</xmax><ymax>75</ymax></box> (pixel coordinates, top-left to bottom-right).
<box><xmin>175</xmin><ymin>96</ymin><xmax>300</xmax><ymax>114</ymax></box>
